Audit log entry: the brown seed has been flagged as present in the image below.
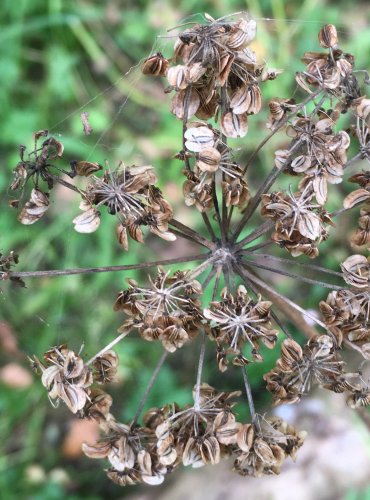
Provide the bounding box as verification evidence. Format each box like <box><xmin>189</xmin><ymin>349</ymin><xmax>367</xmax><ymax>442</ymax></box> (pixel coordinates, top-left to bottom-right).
<box><xmin>221</xmin><ymin>112</ymin><xmax>248</xmax><ymax>138</ymax></box>
<box><xmin>142</xmin><ymin>53</ymin><xmax>169</xmax><ymax>76</ymax></box>
<box><xmin>73</xmin><ymin>208</ymin><xmax>101</xmax><ymax>233</ymax></box>
<box><xmin>318</xmin><ymin>24</ymin><xmax>338</xmax><ymax>49</ymax></box>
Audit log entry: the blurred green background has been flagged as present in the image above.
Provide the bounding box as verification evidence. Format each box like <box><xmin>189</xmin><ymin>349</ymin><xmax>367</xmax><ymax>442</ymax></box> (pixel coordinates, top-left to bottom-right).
<box><xmin>1</xmin><ymin>0</ymin><xmax>370</xmax><ymax>498</ymax></box>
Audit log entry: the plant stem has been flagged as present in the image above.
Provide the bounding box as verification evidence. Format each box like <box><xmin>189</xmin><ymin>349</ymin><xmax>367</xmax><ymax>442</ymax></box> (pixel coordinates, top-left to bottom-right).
<box><xmin>7</xmin><ymin>253</ymin><xmax>209</xmax><ymax>279</ymax></box>
<box><xmin>241</xmin><ymin>252</ymin><xmax>343</xmax><ymax>278</ymax></box>
<box><xmin>220</xmin><ymin>85</ymin><xmax>228</xmax><ymax>243</ymax></box>
<box><xmin>234</xmin><ymin>220</ymin><xmax>275</xmax><ymax>251</ymax></box>
<box><xmin>182</xmin><ymin>86</ymin><xmax>192</xmax><ymax>171</ymax></box>
<box><xmin>201</xmin><ymin>212</ymin><xmax>217</xmax><ymax>242</ymax></box>
<box><xmin>193</xmin><ymin>332</ymin><xmax>207</xmax><ymax>411</ymax></box>
<box><xmin>213</xmin><ymin>265</ymin><xmax>222</xmax><ymax>300</ymax></box>
<box><xmin>170</xmin><ymin>218</ymin><xmax>215</xmax><ymax>250</ymax></box>
<box><xmin>202</xmin><ymin>266</ymin><xmax>216</xmax><ymax>290</ymax></box>
<box><xmin>86</xmin><ymin>332</ymin><xmax>129</xmax><ymax>365</ymax></box>
<box><xmin>131</xmin><ymin>350</ymin><xmax>169</xmax><ymax>427</ymax></box>
<box><xmin>241</xmin><ymin>257</ymin><xmax>345</xmax><ymax>290</ymax></box>
<box><xmin>241</xmin><ymin>365</ymin><xmax>256</xmax><ymax>423</ymax></box>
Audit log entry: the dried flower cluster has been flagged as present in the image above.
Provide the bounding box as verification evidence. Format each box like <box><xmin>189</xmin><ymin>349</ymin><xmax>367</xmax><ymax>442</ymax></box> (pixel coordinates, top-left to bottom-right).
<box><xmin>3</xmin><ymin>13</ymin><xmax>370</xmax><ymax>488</ymax></box>
<box><xmin>114</xmin><ymin>269</ymin><xmax>203</xmax><ymax>352</ymax></box>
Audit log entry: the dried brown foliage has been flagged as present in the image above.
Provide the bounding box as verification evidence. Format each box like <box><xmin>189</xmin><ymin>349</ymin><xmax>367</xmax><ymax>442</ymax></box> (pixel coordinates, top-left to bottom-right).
<box><xmin>2</xmin><ymin>15</ymin><xmax>370</xmax><ymax>487</ymax></box>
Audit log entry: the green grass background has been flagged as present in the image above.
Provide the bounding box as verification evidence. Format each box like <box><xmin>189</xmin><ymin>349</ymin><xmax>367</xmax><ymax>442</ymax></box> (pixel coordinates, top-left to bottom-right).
<box><xmin>1</xmin><ymin>0</ymin><xmax>370</xmax><ymax>498</ymax></box>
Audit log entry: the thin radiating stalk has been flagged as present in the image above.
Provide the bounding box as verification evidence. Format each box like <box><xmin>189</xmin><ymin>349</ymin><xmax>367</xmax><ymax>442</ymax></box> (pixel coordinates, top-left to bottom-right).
<box><xmin>231</xmin><ymin>164</ymin><xmax>288</xmax><ymax>243</ymax></box>
<box><xmin>8</xmin><ymin>253</ymin><xmax>209</xmax><ymax>280</ymax></box>
<box><xmin>241</xmin><ymin>257</ymin><xmax>345</xmax><ymax>290</ymax></box>
<box><xmin>182</xmin><ymin>86</ymin><xmax>192</xmax><ymax>171</ymax></box>
<box><xmin>234</xmin><ymin>220</ymin><xmax>275</xmax><ymax>251</ymax></box>
<box><xmin>241</xmin><ymin>365</ymin><xmax>256</xmax><ymax>423</ymax></box>
<box><xmin>241</xmin><ymin>252</ymin><xmax>344</xmax><ymax>278</ymax></box>
<box><xmin>220</xmin><ymin>85</ymin><xmax>228</xmax><ymax>242</ymax></box>
<box><xmin>170</xmin><ymin>228</ymin><xmax>211</xmax><ymax>249</ymax></box>
<box><xmin>212</xmin><ymin>265</ymin><xmax>222</xmax><ymax>300</ymax></box>
<box><xmin>86</xmin><ymin>332</ymin><xmax>129</xmax><ymax>365</ymax></box>
<box><xmin>223</xmin><ymin>264</ymin><xmax>231</xmax><ymax>291</ymax></box>
<box><xmin>131</xmin><ymin>350</ymin><xmax>169</xmax><ymax>428</ymax></box>
<box><xmin>242</xmin><ymin>240</ymin><xmax>273</xmax><ymax>253</ymax></box>
<box><xmin>187</xmin><ymin>256</ymin><xmax>215</xmax><ymax>280</ymax></box>
<box><xmin>193</xmin><ymin>264</ymin><xmax>221</xmax><ymax>409</ymax></box>
<box><xmin>202</xmin><ymin>266</ymin><xmax>217</xmax><ymax>290</ymax></box>
<box><xmin>212</xmin><ymin>180</ymin><xmax>224</xmax><ymax>243</ymax></box>
<box><xmin>53</xmin><ymin>175</ymin><xmax>85</xmax><ymax>195</ymax></box>
<box><xmin>169</xmin><ymin>218</ymin><xmax>215</xmax><ymax>250</ymax></box>
<box><xmin>201</xmin><ymin>212</ymin><xmax>217</xmax><ymax>242</ymax></box>
<box><xmin>193</xmin><ymin>332</ymin><xmax>207</xmax><ymax>411</ymax></box>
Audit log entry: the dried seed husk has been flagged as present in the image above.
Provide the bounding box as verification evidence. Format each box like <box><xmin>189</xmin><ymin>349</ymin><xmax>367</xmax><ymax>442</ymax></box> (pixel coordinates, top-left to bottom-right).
<box><xmin>73</xmin><ymin>208</ymin><xmax>101</xmax><ymax>233</ymax></box>
<box><xmin>227</xmin><ymin>18</ymin><xmax>256</xmax><ymax>50</ymax></box>
<box><xmin>236</xmin><ymin>423</ymin><xmax>254</xmax><ymax>452</ymax></box>
<box><xmin>167</xmin><ymin>65</ymin><xmax>189</xmax><ymax>90</ymax></box>
<box><xmin>196</xmin><ymin>147</ymin><xmax>221</xmax><ymax>172</ymax></box>
<box><xmin>230</xmin><ymin>85</ymin><xmax>261</xmax><ymax>115</ymax></box>
<box><xmin>82</xmin><ymin>441</ymin><xmax>111</xmax><ymax>459</ymax></box>
<box><xmin>42</xmin><ymin>136</ymin><xmax>64</xmax><ymax>159</ymax></box>
<box><xmin>59</xmin><ymin>383</ymin><xmax>88</xmax><ymax>413</ymax></box>
<box><xmin>171</xmin><ymin>88</ymin><xmax>200</xmax><ymax>120</ymax></box>
<box><xmin>127</xmin><ymin>220</ymin><xmax>144</xmax><ymax>243</ymax></box>
<box><xmin>221</xmin><ymin>112</ymin><xmax>248</xmax><ymax>138</ymax></box>
<box><xmin>184</xmin><ymin>126</ymin><xmax>214</xmax><ymax>152</ymax></box>
<box><xmin>200</xmin><ymin>436</ymin><xmax>220</xmax><ymax>465</ymax></box>
<box><xmin>254</xmin><ymin>438</ymin><xmax>277</xmax><ymax>465</ymax></box>
<box><xmin>343</xmin><ymin>189</ymin><xmax>370</xmax><ymax>209</ymax></box>
<box><xmin>298</xmin><ymin>212</ymin><xmax>321</xmax><ymax>240</ymax></box>
<box><xmin>187</xmin><ymin>62</ymin><xmax>207</xmax><ymax>83</ymax></box>
<box><xmin>214</xmin><ymin>411</ymin><xmax>241</xmax><ymax>445</ymax></box>
<box><xmin>281</xmin><ymin>338</ymin><xmax>303</xmax><ymax>366</ymax></box>
<box><xmin>116</xmin><ymin>223</ymin><xmax>129</xmax><ymax>250</ymax></box>
<box><xmin>142</xmin><ymin>53</ymin><xmax>169</xmax><ymax>76</ymax></box>
<box><xmin>73</xmin><ymin>161</ymin><xmax>102</xmax><ymax>177</ymax></box>
<box><xmin>313</xmin><ymin>175</ymin><xmax>328</xmax><ymax>205</ymax></box>
<box><xmin>318</xmin><ymin>24</ymin><xmax>338</xmax><ymax>48</ymax></box>
<box><xmin>357</xmin><ymin>98</ymin><xmax>370</xmax><ymax>127</ymax></box>
<box><xmin>217</xmin><ymin>52</ymin><xmax>234</xmax><ymax>86</ymax></box>
<box><xmin>182</xmin><ymin>438</ymin><xmax>203</xmax><ymax>468</ymax></box>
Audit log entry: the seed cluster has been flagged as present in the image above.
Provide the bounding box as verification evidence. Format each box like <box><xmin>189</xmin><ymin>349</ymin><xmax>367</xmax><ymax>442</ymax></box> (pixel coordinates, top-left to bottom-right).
<box><xmin>3</xmin><ymin>14</ymin><xmax>370</xmax><ymax>487</ymax></box>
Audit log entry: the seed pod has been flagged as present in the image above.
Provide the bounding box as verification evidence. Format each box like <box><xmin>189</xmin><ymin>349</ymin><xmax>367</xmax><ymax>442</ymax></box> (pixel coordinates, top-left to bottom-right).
<box><xmin>227</xmin><ymin>18</ymin><xmax>256</xmax><ymax>50</ymax></box>
<box><xmin>318</xmin><ymin>24</ymin><xmax>338</xmax><ymax>48</ymax></box>
<box><xmin>184</xmin><ymin>126</ymin><xmax>214</xmax><ymax>152</ymax></box>
<box><xmin>73</xmin><ymin>208</ymin><xmax>101</xmax><ymax>233</ymax></box>
<box><xmin>142</xmin><ymin>53</ymin><xmax>169</xmax><ymax>76</ymax></box>
<box><xmin>196</xmin><ymin>147</ymin><xmax>221</xmax><ymax>172</ymax></box>
<box><xmin>167</xmin><ymin>65</ymin><xmax>189</xmax><ymax>90</ymax></box>
<box><xmin>116</xmin><ymin>223</ymin><xmax>129</xmax><ymax>250</ymax></box>
<box><xmin>221</xmin><ymin>112</ymin><xmax>248</xmax><ymax>138</ymax></box>
<box><xmin>72</xmin><ymin>160</ymin><xmax>102</xmax><ymax>177</ymax></box>
<box><xmin>171</xmin><ymin>88</ymin><xmax>200</xmax><ymax>120</ymax></box>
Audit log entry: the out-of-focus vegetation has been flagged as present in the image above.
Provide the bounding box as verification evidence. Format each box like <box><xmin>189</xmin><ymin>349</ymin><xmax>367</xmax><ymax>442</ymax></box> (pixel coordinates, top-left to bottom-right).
<box><xmin>1</xmin><ymin>0</ymin><xmax>370</xmax><ymax>498</ymax></box>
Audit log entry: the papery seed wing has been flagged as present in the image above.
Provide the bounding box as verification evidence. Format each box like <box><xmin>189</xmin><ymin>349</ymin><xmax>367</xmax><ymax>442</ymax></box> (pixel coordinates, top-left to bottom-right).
<box><xmin>73</xmin><ymin>208</ymin><xmax>101</xmax><ymax>233</ymax></box>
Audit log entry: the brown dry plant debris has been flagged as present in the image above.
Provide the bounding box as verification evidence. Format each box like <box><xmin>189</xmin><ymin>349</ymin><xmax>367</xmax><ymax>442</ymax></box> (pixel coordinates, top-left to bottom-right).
<box><xmin>2</xmin><ymin>15</ymin><xmax>370</xmax><ymax>486</ymax></box>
